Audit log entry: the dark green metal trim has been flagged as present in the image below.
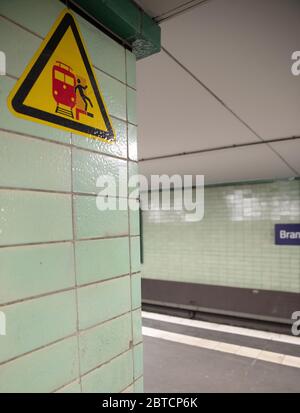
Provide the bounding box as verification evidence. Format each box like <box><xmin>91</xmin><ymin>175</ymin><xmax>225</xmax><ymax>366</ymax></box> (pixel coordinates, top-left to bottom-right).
<box><xmin>70</xmin><ymin>0</ymin><xmax>161</xmax><ymax>59</ymax></box>
<box><xmin>139</xmin><ymin>207</ymin><xmax>144</xmax><ymax>264</ymax></box>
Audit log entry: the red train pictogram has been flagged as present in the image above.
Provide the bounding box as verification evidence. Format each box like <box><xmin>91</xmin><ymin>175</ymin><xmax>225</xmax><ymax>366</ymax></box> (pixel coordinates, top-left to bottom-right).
<box><xmin>52</xmin><ymin>61</ymin><xmax>76</xmax><ymax>118</ymax></box>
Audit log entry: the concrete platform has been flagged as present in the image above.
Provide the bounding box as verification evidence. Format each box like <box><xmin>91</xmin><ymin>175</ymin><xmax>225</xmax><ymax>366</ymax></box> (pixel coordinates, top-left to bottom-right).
<box><xmin>142</xmin><ymin>313</ymin><xmax>300</xmax><ymax>393</ymax></box>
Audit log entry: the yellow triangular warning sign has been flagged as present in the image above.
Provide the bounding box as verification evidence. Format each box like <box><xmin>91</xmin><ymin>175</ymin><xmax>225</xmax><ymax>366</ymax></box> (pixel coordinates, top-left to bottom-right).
<box><xmin>8</xmin><ymin>9</ymin><xmax>115</xmax><ymax>142</ymax></box>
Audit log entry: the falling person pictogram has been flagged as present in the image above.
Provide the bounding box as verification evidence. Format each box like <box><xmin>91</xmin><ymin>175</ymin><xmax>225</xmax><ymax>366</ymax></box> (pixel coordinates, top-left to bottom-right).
<box><xmin>75</xmin><ymin>78</ymin><xmax>93</xmax><ymax>112</ymax></box>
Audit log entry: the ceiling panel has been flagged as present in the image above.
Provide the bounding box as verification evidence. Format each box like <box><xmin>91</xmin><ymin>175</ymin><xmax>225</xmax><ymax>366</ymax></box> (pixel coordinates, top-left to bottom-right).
<box><xmin>136</xmin><ymin>0</ymin><xmax>299</xmax><ymax>184</ymax></box>
<box><xmin>137</xmin><ymin>51</ymin><xmax>258</xmax><ymax>159</ymax></box>
<box><xmin>270</xmin><ymin>140</ymin><xmax>300</xmax><ymax>175</ymax></box>
<box><xmin>139</xmin><ymin>144</ymin><xmax>294</xmax><ymax>188</ymax></box>
<box><xmin>162</xmin><ymin>0</ymin><xmax>300</xmax><ymax>139</ymax></box>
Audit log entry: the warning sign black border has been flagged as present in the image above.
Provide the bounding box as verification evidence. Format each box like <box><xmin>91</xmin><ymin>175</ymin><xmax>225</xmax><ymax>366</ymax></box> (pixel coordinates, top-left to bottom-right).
<box><xmin>11</xmin><ymin>12</ymin><xmax>115</xmax><ymax>142</ymax></box>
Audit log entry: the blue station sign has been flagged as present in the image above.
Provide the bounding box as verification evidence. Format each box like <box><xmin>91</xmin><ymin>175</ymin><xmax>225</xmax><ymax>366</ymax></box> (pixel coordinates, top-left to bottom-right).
<box><xmin>275</xmin><ymin>224</ymin><xmax>300</xmax><ymax>246</ymax></box>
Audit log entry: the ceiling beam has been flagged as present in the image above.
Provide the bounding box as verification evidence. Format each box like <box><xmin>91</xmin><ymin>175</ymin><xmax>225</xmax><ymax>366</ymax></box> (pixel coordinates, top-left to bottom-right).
<box><xmin>155</xmin><ymin>0</ymin><xmax>213</xmax><ymax>24</ymax></box>
<box><xmin>65</xmin><ymin>0</ymin><xmax>161</xmax><ymax>59</ymax></box>
<box><xmin>139</xmin><ymin>136</ymin><xmax>300</xmax><ymax>170</ymax></box>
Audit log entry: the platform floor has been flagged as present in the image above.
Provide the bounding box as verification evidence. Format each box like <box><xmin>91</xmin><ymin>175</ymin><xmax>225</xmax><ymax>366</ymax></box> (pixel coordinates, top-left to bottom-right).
<box><xmin>142</xmin><ymin>312</ymin><xmax>300</xmax><ymax>393</ymax></box>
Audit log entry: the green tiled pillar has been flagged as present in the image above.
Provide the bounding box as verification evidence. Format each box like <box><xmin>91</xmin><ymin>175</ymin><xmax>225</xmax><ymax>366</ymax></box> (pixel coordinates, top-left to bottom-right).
<box><xmin>0</xmin><ymin>0</ymin><xmax>142</xmax><ymax>393</ymax></box>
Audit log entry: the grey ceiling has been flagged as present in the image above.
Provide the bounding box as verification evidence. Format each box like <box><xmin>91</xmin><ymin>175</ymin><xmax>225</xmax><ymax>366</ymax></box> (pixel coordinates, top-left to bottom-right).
<box><xmin>136</xmin><ymin>0</ymin><xmax>300</xmax><ymax>185</ymax></box>
<box><xmin>134</xmin><ymin>0</ymin><xmax>206</xmax><ymax>20</ymax></box>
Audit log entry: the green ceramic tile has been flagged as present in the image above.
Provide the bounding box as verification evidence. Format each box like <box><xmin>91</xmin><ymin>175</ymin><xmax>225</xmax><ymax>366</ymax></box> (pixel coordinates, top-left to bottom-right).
<box><xmin>132</xmin><ymin>309</ymin><xmax>142</xmax><ymax>345</ymax></box>
<box><xmin>130</xmin><ymin>203</ymin><xmax>140</xmax><ymax>236</ymax></box>
<box><xmin>0</xmin><ymin>17</ymin><xmax>41</xmax><ymax>78</ymax></box>
<box><xmin>74</xmin><ymin>195</ymin><xmax>128</xmax><ymax>239</ymax></box>
<box><xmin>0</xmin><ymin>77</ymin><xmax>71</xmax><ymax>144</ymax></box>
<box><xmin>0</xmin><ymin>190</ymin><xmax>73</xmax><ymax>246</ymax></box>
<box><xmin>0</xmin><ymin>336</ymin><xmax>79</xmax><ymax>393</ymax></box>
<box><xmin>0</xmin><ymin>0</ymin><xmax>65</xmax><ymax>38</ymax></box>
<box><xmin>128</xmin><ymin>124</ymin><xmax>138</xmax><ymax>161</ymax></box>
<box><xmin>95</xmin><ymin>69</ymin><xmax>126</xmax><ymax>121</ymax></box>
<box><xmin>127</xmin><ymin>87</ymin><xmax>137</xmax><ymax>125</ymax></box>
<box><xmin>128</xmin><ymin>161</ymin><xmax>139</xmax><ymax>199</ymax></box>
<box><xmin>0</xmin><ymin>242</ymin><xmax>75</xmax><ymax>304</ymax></box>
<box><xmin>131</xmin><ymin>237</ymin><xmax>141</xmax><ymax>273</ymax></box>
<box><xmin>133</xmin><ymin>343</ymin><xmax>143</xmax><ymax>379</ymax></box>
<box><xmin>72</xmin><ymin>117</ymin><xmax>127</xmax><ymax>159</ymax></box>
<box><xmin>73</xmin><ymin>148</ymin><xmax>127</xmax><ymax>196</ymax></box>
<box><xmin>0</xmin><ymin>131</ymin><xmax>71</xmax><ymax>191</ymax></box>
<box><xmin>79</xmin><ymin>313</ymin><xmax>132</xmax><ymax>374</ymax></box>
<box><xmin>0</xmin><ymin>290</ymin><xmax>77</xmax><ymax>363</ymax></box>
<box><xmin>81</xmin><ymin>350</ymin><xmax>133</xmax><ymax>393</ymax></box>
<box><xmin>134</xmin><ymin>376</ymin><xmax>144</xmax><ymax>393</ymax></box>
<box><xmin>76</xmin><ymin>14</ymin><xmax>126</xmax><ymax>83</ymax></box>
<box><xmin>77</xmin><ymin>275</ymin><xmax>131</xmax><ymax>329</ymax></box>
<box><xmin>126</xmin><ymin>50</ymin><xmax>136</xmax><ymax>89</ymax></box>
<box><xmin>56</xmin><ymin>380</ymin><xmax>81</xmax><ymax>393</ymax></box>
<box><xmin>131</xmin><ymin>273</ymin><xmax>141</xmax><ymax>310</ymax></box>
<box><xmin>75</xmin><ymin>237</ymin><xmax>130</xmax><ymax>285</ymax></box>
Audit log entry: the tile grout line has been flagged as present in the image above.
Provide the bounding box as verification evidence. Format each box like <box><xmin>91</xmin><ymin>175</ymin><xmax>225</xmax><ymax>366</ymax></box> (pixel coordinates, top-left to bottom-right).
<box><xmin>79</xmin><ymin>347</ymin><xmax>132</xmax><ymax>384</ymax></box>
<box><xmin>120</xmin><ymin>374</ymin><xmax>144</xmax><ymax>393</ymax></box>
<box><xmin>132</xmin><ymin>373</ymin><xmax>143</xmax><ymax>392</ymax></box>
<box><xmin>0</xmin><ymin>127</ymin><xmax>138</xmax><ymax>163</ymax></box>
<box><xmin>52</xmin><ymin>378</ymin><xmax>81</xmax><ymax>393</ymax></box>
<box><xmin>0</xmin><ymin>332</ymin><xmax>77</xmax><ymax>368</ymax></box>
<box><xmin>70</xmin><ymin>141</ymin><xmax>83</xmax><ymax>392</ymax></box>
<box><xmin>0</xmin><ymin>239</ymin><xmax>72</xmax><ymax>250</ymax></box>
<box><xmin>0</xmin><ymin>307</ymin><xmax>140</xmax><ymax>369</ymax></box>
<box><xmin>121</xmin><ymin>376</ymin><xmax>144</xmax><ymax>394</ymax></box>
<box><xmin>0</xmin><ymin>234</ymin><xmax>132</xmax><ymax>250</ymax></box>
<box><xmin>125</xmin><ymin>48</ymin><xmax>136</xmax><ymax>386</ymax></box>
<box><xmin>0</xmin><ymin>186</ymin><xmax>136</xmax><ymax>198</ymax></box>
<box><xmin>1</xmin><ymin>338</ymin><xmax>142</xmax><ymax>392</ymax></box>
<box><xmin>93</xmin><ymin>63</ymin><xmax>136</xmax><ymax>92</ymax></box>
<box><xmin>54</xmin><ymin>349</ymin><xmax>144</xmax><ymax>394</ymax></box>
<box><xmin>79</xmin><ymin>308</ymin><xmax>141</xmax><ymax>335</ymax></box>
<box><xmin>0</xmin><ymin>273</ymin><xmax>132</xmax><ymax>308</ymax></box>
<box><xmin>0</xmin><ymin>14</ymin><xmax>44</xmax><ymax>40</ymax></box>
<box><xmin>77</xmin><ymin>339</ymin><xmax>143</xmax><ymax>386</ymax></box>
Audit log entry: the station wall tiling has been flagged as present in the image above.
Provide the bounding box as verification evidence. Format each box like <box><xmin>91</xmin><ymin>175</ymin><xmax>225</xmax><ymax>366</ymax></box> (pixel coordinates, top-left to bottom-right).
<box><xmin>142</xmin><ymin>180</ymin><xmax>300</xmax><ymax>293</ymax></box>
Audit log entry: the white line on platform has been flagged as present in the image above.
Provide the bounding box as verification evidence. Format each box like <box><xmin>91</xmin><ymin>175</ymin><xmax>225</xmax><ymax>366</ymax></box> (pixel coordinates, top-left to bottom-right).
<box><xmin>142</xmin><ymin>311</ymin><xmax>300</xmax><ymax>346</ymax></box>
<box><xmin>142</xmin><ymin>326</ymin><xmax>300</xmax><ymax>369</ymax></box>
